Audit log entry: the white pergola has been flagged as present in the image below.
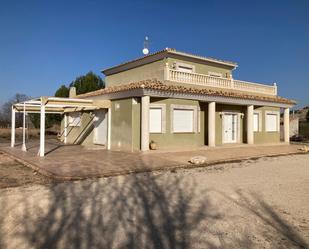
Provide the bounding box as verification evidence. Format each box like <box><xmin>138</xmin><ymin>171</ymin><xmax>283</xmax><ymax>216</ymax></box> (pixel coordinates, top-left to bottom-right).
<box><xmin>11</xmin><ymin>96</ymin><xmax>111</xmax><ymax>157</ymax></box>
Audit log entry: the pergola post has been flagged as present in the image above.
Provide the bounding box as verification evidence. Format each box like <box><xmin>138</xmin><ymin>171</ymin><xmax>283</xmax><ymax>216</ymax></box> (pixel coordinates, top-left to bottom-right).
<box><xmin>11</xmin><ymin>106</ymin><xmax>15</xmax><ymax>147</ymax></box>
<box><xmin>21</xmin><ymin>102</ymin><xmax>27</xmax><ymax>151</ymax></box>
<box><xmin>39</xmin><ymin>103</ymin><xmax>45</xmax><ymax>157</ymax></box>
<box><xmin>107</xmin><ymin>107</ymin><xmax>111</xmax><ymax>150</ymax></box>
<box><xmin>64</xmin><ymin>113</ymin><xmax>68</xmax><ymax>144</ymax></box>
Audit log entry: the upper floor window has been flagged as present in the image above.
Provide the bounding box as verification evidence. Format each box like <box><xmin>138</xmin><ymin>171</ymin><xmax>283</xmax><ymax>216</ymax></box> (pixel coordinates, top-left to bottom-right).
<box><xmin>174</xmin><ymin>62</ymin><xmax>195</xmax><ymax>73</ymax></box>
<box><xmin>208</xmin><ymin>72</ymin><xmax>223</xmax><ymax>78</ymax></box>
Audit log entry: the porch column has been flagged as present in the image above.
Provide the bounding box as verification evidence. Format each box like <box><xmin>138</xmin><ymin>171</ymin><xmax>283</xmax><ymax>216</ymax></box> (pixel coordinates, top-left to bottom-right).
<box><xmin>21</xmin><ymin>102</ymin><xmax>27</xmax><ymax>151</ymax></box>
<box><xmin>64</xmin><ymin>113</ymin><xmax>68</xmax><ymax>144</ymax></box>
<box><xmin>284</xmin><ymin>108</ymin><xmax>290</xmax><ymax>143</ymax></box>
<box><xmin>141</xmin><ymin>96</ymin><xmax>150</xmax><ymax>151</ymax></box>
<box><xmin>39</xmin><ymin>103</ymin><xmax>45</xmax><ymax>157</ymax></box>
<box><xmin>107</xmin><ymin>107</ymin><xmax>111</xmax><ymax>150</ymax></box>
<box><xmin>11</xmin><ymin>106</ymin><xmax>15</xmax><ymax>147</ymax></box>
<box><xmin>247</xmin><ymin>105</ymin><xmax>254</xmax><ymax>145</ymax></box>
<box><xmin>208</xmin><ymin>102</ymin><xmax>216</xmax><ymax>147</ymax></box>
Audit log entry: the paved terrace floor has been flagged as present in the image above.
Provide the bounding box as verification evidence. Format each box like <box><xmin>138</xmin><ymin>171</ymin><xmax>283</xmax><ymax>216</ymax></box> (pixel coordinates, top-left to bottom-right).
<box><xmin>0</xmin><ymin>139</ymin><xmax>305</xmax><ymax>180</ymax></box>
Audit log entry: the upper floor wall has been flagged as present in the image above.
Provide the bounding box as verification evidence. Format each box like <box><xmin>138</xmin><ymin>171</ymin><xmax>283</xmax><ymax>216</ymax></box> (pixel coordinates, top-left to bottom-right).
<box><xmin>105</xmin><ymin>59</ymin><xmax>165</xmax><ymax>87</ymax></box>
<box><xmin>105</xmin><ymin>54</ymin><xmax>234</xmax><ymax>87</ymax></box>
<box><xmin>103</xmin><ymin>48</ymin><xmax>277</xmax><ymax>96</ymax></box>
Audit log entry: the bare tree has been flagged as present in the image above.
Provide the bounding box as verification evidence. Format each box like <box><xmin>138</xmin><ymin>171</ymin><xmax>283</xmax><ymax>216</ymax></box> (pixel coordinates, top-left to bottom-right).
<box><xmin>0</xmin><ymin>94</ymin><xmax>29</xmax><ymax>127</ymax></box>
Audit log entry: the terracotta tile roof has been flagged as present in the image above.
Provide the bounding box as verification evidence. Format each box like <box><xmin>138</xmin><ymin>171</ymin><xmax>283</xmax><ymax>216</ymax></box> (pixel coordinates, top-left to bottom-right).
<box><xmin>102</xmin><ymin>48</ymin><xmax>237</xmax><ymax>74</ymax></box>
<box><xmin>77</xmin><ymin>80</ymin><xmax>296</xmax><ymax>105</ymax></box>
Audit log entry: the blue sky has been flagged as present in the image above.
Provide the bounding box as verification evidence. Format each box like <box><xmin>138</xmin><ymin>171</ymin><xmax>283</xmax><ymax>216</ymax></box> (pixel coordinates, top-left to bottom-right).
<box><xmin>0</xmin><ymin>0</ymin><xmax>308</xmax><ymax>108</ymax></box>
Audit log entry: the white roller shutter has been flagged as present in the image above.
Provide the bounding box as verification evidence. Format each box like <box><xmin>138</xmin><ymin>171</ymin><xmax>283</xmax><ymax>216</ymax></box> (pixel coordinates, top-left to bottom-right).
<box><xmin>173</xmin><ymin>109</ymin><xmax>194</xmax><ymax>132</ymax></box>
<box><xmin>266</xmin><ymin>113</ymin><xmax>278</xmax><ymax>132</ymax></box>
<box><xmin>253</xmin><ymin>113</ymin><xmax>259</xmax><ymax>132</ymax></box>
<box><xmin>149</xmin><ymin>108</ymin><xmax>162</xmax><ymax>133</ymax></box>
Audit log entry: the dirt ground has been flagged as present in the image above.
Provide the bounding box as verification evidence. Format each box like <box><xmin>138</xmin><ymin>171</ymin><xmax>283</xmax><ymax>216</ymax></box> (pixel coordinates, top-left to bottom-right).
<box><xmin>0</xmin><ymin>154</ymin><xmax>308</xmax><ymax>249</ymax></box>
<box><xmin>0</xmin><ymin>152</ymin><xmax>58</xmax><ymax>188</ymax></box>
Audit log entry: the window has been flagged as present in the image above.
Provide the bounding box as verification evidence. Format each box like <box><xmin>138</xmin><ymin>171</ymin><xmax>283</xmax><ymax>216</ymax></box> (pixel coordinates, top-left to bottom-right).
<box><xmin>68</xmin><ymin>112</ymin><xmax>81</xmax><ymax>127</ymax></box>
<box><xmin>253</xmin><ymin>113</ymin><xmax>259</xmax><ymax>132</ymax></box>
<box><xmin>149</xmin><ymin>104</ymin><xmax>166</xmax><ymax>133</ymax></box>
<box><xmin>149</xmin><ymin>108</ymin><xmax>162</xmax><ymax>133</ymax></box>
<box><xmin>208</xmin><ymin>72</ymin><xmax>223</xmax><ymax>78</ymax></box>
<box><xmin>173</xmin><ymin>109</ymin><xmax>194</xmax><ymax>133</ymax></box>
<box><xmin>178</xmin><ymin>65</ymin><xmax>193</xmax><ymax>73</ymax></box>
<box><xmin>266</xmin><ymin>113</ymin><xmax>278</xmax><ymax>132</ymax></box>
<box><xmin>176</xmin><ymin>62</ymin><xmax>195</xmax><ymax>73</ymax></box>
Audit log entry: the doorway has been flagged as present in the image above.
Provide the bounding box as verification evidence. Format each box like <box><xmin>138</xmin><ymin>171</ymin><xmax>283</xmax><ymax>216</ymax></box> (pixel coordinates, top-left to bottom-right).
<box><xmin>93</xmin><ymin>110</ymin><xmax>107</xmax><ymax>145</ymax></box>
<box><xmin>223</xmin><ymin>113</ymin><xmax>238</xmax><ymax>143</ymax></box>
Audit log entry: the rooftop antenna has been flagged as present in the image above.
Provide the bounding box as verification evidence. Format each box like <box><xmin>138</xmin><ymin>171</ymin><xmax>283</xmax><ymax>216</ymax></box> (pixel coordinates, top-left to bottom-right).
<box><xmin>142</xmin><ymin>36</ymin><xmax>149</xmax><ymax>55</ymax></box>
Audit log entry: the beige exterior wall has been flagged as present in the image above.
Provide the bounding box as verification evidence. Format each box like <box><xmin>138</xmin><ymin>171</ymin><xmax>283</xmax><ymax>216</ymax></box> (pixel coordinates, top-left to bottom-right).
<box><xmin>149</xmin><ymin>98</ymin><xmax>205</xmax><ymax>150</ymax></box>
<box><xmin>105</xmin><ymin>56</ymin><xmax>233</xmax><ymax>88</ymax></box>
<box><xmin>60</xmin><ymin>97</ymin><xmax>282</xmax><ymax>151</ymax></box>
<box><xmin>60</xmin><ymin>112</ymin><xmax>95</xmax><ymax>145</ymax></box>
<box><xmin>105</xmin><ymin>60</ymin><xmax>165</xmax><ymax>87</ymax></box>
<box><xmin>166</xmin><ymin>57</ymin><xmax>233</xmax><ymax>78</ymax></box>
<box><xmin>254</xmin><ymin>106</ymin><xmax>281</xmax><ymax>144</ymax></box>
<box><xmin>132</xmin><ymin>98</ymin><xmax>141</xmax><ymax>151</ymax></box>
<box><xmin>110</xmin><ymin>98</ymin><xmax>133</xmax><ymax>151</ymax></box>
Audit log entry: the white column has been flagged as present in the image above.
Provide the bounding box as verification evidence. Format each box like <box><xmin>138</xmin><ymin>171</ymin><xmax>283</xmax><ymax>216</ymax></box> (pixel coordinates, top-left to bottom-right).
<box><xmin>247</xmin><ymin>105</ymin><xmax>254</xmax><ymax>145</ymax></box>
<box><xmin>164</xmin><ymin>62</ymin><xmax>169</xmax><ymax>81</ymax></box>
<box><xmin>284</xmin><ymin>108</ymin><xmax>290</xmax><ymax>143</ymax></box>
<box><xmin>107</xmin><ymin>107</ymin><xmax>111</xmax><ymax>150</ymax></box>
<box><xmin>11</xmin><ymin>106</ymin><xmax>15</xmax><ymax>147</ymax></box>
<box><xmin>39</xmin><ymin>103</ymin><xmax>45</xmax><ymax>157</ymax></box>
<box><xmin>21</xmin><ymin>103</ymin><xmax>27</xmax><ymax>151</ymax></box>
<box><xmin>64</xmin><ymin>113</ymin><xmax>68</xmax><ymax>144</ymax></box>
<box><xmin>141</xmin><ymin>96</ymin><xmax>150</xmax><ymax>151</ymax></box>
<box><xmin>208</xmin><ymin>102</ymin><xmax>216</xmax><ymax>147</ymax></box>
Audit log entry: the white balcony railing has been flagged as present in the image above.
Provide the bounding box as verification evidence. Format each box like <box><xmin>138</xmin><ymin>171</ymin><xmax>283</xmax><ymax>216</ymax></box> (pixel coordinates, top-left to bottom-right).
<box><xmin>165</xmin><ymin>67</ymin><xmax>277</xmax><ymax>96</ymax></box>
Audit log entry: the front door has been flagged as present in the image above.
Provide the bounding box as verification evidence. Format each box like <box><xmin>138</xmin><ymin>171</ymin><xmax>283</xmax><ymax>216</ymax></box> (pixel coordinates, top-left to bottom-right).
<box><xmin>93</xmin><ymin>110</ymin><xmax>107</xmax><ymax>145</ymax></box>
<box><xmin>223</xmin><ymin>113</ymin><xmax>238</xmax><ymax>143</ymax></box>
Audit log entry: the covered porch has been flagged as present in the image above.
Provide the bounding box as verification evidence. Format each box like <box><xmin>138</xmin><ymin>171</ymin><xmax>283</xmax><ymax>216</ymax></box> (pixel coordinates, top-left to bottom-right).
<box><xmin>140</xmin><ymin>94</ymin><xmax>293</xmax><ymax>151</ymax></box>
<box><xmin>11</xmin><ymin>96</ymin><xmax>111</xmax><ymax>157</ymax></box>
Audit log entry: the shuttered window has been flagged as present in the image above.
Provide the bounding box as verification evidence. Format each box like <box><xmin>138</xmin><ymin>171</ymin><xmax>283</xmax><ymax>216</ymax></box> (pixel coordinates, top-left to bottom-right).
<box><xmin>173</xmin><ymin>109</ymin><xmax>194</xmax><ymax>133</ymax></box>
<box><xmin>149</xmin><ymin>108</ymin><xmax>162</xmax><ymax>133</ymax></box>
<box><xmin>253</xmin><ymin>113</ymin><xmax>259</xmax><ymax>132</ymax></box>
<box><xmin>266</xmin><ymin>113</ymin><xmax>278</xmax><ymax>132</ymax></box>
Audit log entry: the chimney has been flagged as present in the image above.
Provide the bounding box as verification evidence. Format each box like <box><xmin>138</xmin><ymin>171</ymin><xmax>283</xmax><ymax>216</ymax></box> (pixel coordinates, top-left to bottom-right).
<box><xmin>69</xmin><ymin>87</ymin><xmax>76</xmax><ymax>98</ymax></box>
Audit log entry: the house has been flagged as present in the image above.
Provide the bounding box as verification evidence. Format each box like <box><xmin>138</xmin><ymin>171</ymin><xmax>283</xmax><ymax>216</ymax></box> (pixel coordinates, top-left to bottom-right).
<box><xmin>59</xmin><ymin>48</ymin><xmax>295</xmax><ymax>152</ymax></box>
<box><xmin>11</xmin><ymin>48</ymin><xmax>295</xmax><ymax>156</ymax></box>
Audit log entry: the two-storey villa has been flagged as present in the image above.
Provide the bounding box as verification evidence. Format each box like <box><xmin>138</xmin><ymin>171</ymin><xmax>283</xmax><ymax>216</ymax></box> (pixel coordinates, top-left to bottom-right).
<box><xmin>11</xmin><ymin>48</ymin><xmax>296</xmax><ymax>155</ymax></box>
<box><xmin>63</xmin><ymin>48</ymin><xmax>295</xmax><ymax>151</ymax></box>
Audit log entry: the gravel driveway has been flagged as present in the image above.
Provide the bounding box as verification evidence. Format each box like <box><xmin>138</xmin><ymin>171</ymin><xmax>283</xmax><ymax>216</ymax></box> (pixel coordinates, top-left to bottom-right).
<box><xmin>0</xmin><ymin>154</ymin><xmax>308</xmax><ymax>249</ymax></box>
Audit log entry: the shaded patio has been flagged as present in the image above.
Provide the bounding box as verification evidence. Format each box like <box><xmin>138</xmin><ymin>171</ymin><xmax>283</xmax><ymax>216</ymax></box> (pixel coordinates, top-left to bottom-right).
<box><xmin>0</xmin><ymin>138</ymin><xmax>305</xmax><ymax>180</ymax></box>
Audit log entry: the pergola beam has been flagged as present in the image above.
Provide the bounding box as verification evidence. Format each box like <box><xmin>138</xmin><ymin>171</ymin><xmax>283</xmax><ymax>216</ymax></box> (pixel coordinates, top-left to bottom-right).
<box><xmin>11</xmin><ymin>96</ymin><xmax>111</xmax><ymax>157</ymax></box>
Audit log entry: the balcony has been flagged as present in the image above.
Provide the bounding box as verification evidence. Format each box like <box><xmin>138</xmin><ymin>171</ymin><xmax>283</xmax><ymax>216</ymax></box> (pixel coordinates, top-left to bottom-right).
<box><xmin>164</xmin><ymin>67</ymin><xmax>277</xmax><ymax>96</ymax></box>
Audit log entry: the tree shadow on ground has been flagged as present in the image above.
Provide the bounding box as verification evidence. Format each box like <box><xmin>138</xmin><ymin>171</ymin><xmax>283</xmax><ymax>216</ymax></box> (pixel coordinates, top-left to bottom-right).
<box><xmin>218</xmin><ymin>189</ymin><xmax>309</xmax><ymax>249</ymax></box>
<box><xmin>0</xmin><ymin>165</ymin><xmax>308</xmax><ymax>249</ymax></box>
<box><xmin>10</xmin><ymin>171</ymin><xmax>221</xmax><ymax>249</ymax></box>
